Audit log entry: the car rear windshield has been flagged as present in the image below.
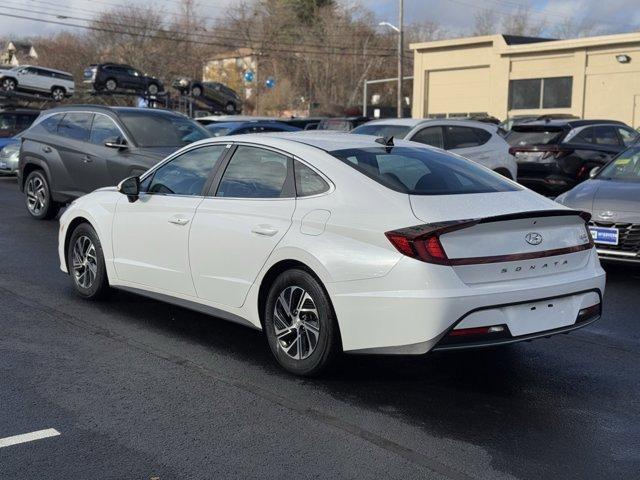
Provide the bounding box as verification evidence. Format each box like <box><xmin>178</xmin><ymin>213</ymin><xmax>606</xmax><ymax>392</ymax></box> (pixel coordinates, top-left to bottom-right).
<box><xmin>118</xmin><ymin>112</ymin><xmax>210</xmax><ymax>147</ymax></box>
<box><xmin>598</xmin><ymin>147</ymin><xmax>640</xmax><ymax>182</ymax></box>
<box><xmin>351</xmin><ymin>124</ymin><xmax>412</xmax><ymax>138</ymax></box>
<box><xmin>507</xmin><ymin>126</ymin><xmax>564</xmax><ymax>147</ymax></box>
<box><xmin>329</xmin><ymin>146</ymin><xmax>519</xmax><ymax>195</ymax></box>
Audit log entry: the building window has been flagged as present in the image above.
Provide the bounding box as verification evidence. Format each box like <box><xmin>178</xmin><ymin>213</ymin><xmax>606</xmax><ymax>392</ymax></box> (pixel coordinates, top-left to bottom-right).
<box><xmin>509</xmin><ymin>77</ymin><xmax>573</xmax><ymax>110</ymax></box>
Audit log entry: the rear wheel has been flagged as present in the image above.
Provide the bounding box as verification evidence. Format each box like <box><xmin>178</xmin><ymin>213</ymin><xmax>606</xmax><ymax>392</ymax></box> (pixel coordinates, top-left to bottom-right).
<box><xmin>67</xmin><ymin>223</ymin><xmax>109</xmax><ymax>299</ymax></box>
<box><xmin>51</xmin><ymin>87</ymin><xmax>65</xmax><ymax>102</ymax></box>
<box><xmin>495</xmin><ymin>168</ymin><xmax>512</xmax><ymax>179</ymax></box>
<box><xmin>225</xmin><ymin>102</ymin><xmax>236</xmax><ymax>113</ymax></box>
<box><xmin>25</xmin><ymin>170</ymin><xmax>58</xmax><ymax>220</ymax></box>
<box><xmin>2</xmin><ymin>77</ymin><xmax>17</xmax><ymax>91</ymax></box>
<box><xmin>191</xmin><ymin>85</ymin><xmax>202</xmax><ymax>97</ymax></box>
<box><xmin>105</xmin><ymin>78</ymin><xmax>117</xmax><ymax>91</ymax></box>
<box><xmin>264</xmin><ymin>269</ymin><xmax>340</xmax><ymax>376</ymax></box>
<box><xmin>147</xmin><ymin>83</ymin><xmax>159</xmax><ymax>95</ymax></box>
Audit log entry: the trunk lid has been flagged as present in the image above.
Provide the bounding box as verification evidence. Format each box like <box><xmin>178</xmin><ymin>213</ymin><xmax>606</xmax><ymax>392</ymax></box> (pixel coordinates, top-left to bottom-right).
<box><xmin>409</xmin><ymin>191</ymin><xmax>593</xmax><ymax>284</ymax></box>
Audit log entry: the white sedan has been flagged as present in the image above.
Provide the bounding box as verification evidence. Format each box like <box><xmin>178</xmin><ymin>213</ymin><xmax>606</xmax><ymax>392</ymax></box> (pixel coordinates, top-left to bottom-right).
<box><xmin>58</xmin><ymin>133</ymin><xmax>605</xmax><ymax>376</ymax></box>
<box><xmin>351</xmin><ymin>118</ymin><xmax>517</xmax><ymax>180</ymax></box>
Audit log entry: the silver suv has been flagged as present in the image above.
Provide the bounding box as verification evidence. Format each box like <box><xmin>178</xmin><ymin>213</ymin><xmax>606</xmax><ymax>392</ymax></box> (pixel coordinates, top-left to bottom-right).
<box><xmin>0</xmin><ymin>65</ymin><xmax>75</xmax><ymax>101</ymax></box>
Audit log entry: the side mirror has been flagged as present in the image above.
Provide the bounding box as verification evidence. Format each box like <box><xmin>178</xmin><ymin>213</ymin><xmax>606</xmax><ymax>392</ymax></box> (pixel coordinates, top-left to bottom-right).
<box><xmin>105</xmin><ymin>136</ymin><xmax>128</xmax><ymax>149</ymax></box>
<box><xmin>589</xmin><ymin>166</ymin><xmax>600</xmax><ymax>179</ymax></box>
<box><xmin>117</xmin><ymin>176</ymin><xmax>140</xmax><ymax>202</ymax></box>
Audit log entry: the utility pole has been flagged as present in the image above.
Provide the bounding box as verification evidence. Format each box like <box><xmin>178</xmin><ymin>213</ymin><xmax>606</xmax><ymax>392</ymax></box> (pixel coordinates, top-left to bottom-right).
<box><xmin>397</xmin><ymin>0</ymin><xmax>404</xmax><ymax>118</ymax></box>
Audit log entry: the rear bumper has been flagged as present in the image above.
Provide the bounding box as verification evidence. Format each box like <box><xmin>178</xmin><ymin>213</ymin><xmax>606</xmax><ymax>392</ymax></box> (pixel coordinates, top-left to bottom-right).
<box><xmin>329</xmin><ymin>249</ymin><xmax>605</xmax><ymax>354</ymax></box>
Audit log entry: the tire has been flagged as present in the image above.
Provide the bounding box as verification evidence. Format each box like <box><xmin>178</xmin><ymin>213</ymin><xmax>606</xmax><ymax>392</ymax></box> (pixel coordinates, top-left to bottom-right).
<box><xmin>191</xmin><ymin>85</ymin><xmax>202</xmax><ymax>97</ymax></box>
<box><xmin>67</xmin><ymin>223</ymin><xmax>109</xmax><ymax>300</ymax></box>
<box><xmin>2</xmin><ymin>77</ymin><xmax>17</xmax><ymax>91</ymax></box>
<box><xmin>24</xmin><ymin>169</ymin><xmax>59</xmax><ymax>220</ymax></box>
<box><xmin>264</xmin><ymin>269</ymin><xmax>341</xmax><ymax>376</ymax></box>
<box><xmin>105</xmin><ymin>78</ymin><xmax>117</xmax><ymax>91</ymax></box>
<box><xmin>147</xmin><ymin>83</ymin><xmax>159</xmax><ymax>95</ymax></box>
<box><xmin>51</xmin><ymin>87</ymin><xmax>65</xmax><ymax>102</ymax></box>
<box><xmin>495</xmin><ymin>168</ymin><xmax>512</xmax><ymax>179</ymax></box>
<box><xmin>225</xmin><ymin>102</ymin><xmax>236</xmax><ymax>113</ymax></box>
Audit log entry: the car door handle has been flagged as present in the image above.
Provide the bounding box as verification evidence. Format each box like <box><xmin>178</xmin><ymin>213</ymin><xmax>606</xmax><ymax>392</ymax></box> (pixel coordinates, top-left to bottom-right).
<box><xmin>251</xmin><ymin>225</ymin><xmax>279</xmax><ymax>237</ymax></box>
<box><xmin>168</xmin><ymin>215</ymin><xmax>191</xmax><ymax>226</ymax></box>
<box><xmin>83</xmin><ymin>155</ymin><xmax>93</xmax><ymax>163</ymax></box>
<box><xmin>42</xmin><ymin>146</ymin><xmax>52</xmax><ymax>153</ymax></box>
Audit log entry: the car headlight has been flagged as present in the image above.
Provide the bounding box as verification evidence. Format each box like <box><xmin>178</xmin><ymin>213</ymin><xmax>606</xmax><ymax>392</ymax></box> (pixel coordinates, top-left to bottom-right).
<box><xmin>0</xmin><ymin>143</ymin><xmax>19</xmax><ymax>161</ymax></box>
<box><xmin>179</xmin><ymin>78</ymin><xmax>188</xmax><ymax>86</ymax></box>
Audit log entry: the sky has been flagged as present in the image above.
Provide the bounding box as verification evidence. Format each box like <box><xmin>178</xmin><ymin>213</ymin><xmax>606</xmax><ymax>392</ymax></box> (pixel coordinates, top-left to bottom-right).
<box><xmin>1</xmin><ymin>0</ymin><xmax>640</xmax><ymax>40</ymax></box>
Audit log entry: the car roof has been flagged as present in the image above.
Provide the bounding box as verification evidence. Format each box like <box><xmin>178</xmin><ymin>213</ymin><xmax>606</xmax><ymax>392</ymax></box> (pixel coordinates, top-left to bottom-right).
<box><xmin>514</xmin><ymin>119</ymin><xmax>627</xmax><ymax>128</ymax></box>
<box><xmin>0</xmin><ymin>107</ymin><xmax>41</xmax><ymax>114</ymax></box>
<box><xmin>40</xmin><ymin>105</ymin><xmax>184</xmax><ymax>117</ymax></box>
<box><xmin>358</xmin><ymin>118</ymin><xmax>496</xmax><ymax>130</ymax></box>
<box><xmin>16</xmin><ymin>64</ymin><xmax>72</xmax><ymax>75</ymax></box>
<box><xmin>256</xmin><ymin>131</ymin><xmax>418</xmax><ymax>151</ymax></box>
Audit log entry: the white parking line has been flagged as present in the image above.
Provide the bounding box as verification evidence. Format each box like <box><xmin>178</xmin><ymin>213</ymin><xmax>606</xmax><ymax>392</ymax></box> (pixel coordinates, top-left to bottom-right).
<box><xmin>0</xmin><ymin>429</ymin><xmax>61</xmax><ymax>448</ymax></box>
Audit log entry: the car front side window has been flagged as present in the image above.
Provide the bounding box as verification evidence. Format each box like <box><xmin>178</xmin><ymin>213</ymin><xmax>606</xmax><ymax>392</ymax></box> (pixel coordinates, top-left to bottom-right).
<box><xmin>216</xmin><ymin>146</ymin><xmax>293</xmax><ymax>199</ymax></box>
<box><xmin>146</xmin><ymin>145</ymin><xmax>227</xmax><ymax>196</ymax></box>
<box><xmin>90</xmin><ymin>115</ymin><xmax>123</xmax><ymax>146</ymax></box>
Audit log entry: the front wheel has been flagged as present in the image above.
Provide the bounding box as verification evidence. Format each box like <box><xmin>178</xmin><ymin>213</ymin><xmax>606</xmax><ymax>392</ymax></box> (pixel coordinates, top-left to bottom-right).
<box><xmin>191</xmin><ymin>85</ymin><xmax>202</xmax><ymax>97</ymax></box>
<box><xmin>67</xmin><ymin>223</ymin><xmax>109</xmax><ymax>299</ymax></box>
<box><xmin>147</xmin><ymin>83</ymin><xmax>159</xmax><ymax>95</ymax></box>
<box><xmin>225</xmin><ymin>102</ymin><xmax>236</xmax><ymax>113</ymax></box>
<box><xmin>264</xmin><ymin>269</ymin><xmax>341</xmax><ymax>376</ymax></box>
<box><xmin>105</xmin><ymin>78</ymin><xmax>117</xmax><ymax>91</ymax></box>
<box><xmin>25</xmin><ymin>170</ymin><xmax>58</xmax><ymax>220</ymax></box>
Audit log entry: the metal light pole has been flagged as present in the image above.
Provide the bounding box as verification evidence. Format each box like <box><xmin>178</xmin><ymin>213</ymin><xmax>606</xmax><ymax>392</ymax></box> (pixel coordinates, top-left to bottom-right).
<box><xmin>397</xmin><ymin>0</ymin><xmax>404</xmax><ymax>118</ymax></box>
<box><xmin>378</xmin><ymin>0</ymin><xmax>404</xmax><ymax>118</ymax></box>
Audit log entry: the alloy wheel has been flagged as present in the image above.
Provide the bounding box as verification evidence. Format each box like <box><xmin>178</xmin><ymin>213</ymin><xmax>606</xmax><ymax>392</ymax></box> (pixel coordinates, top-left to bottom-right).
<box><xmin>105</xmin><ymin>79</ymin><xmax>117</xmax><ymax>91</ymax></box>
<box><xmin>26</xmin><ymin>175</ymin><xmax>47</xmax><ymax>215</ymax></box>
<box><xmin>72</xmin><ymin>235</ymin><xmax>98</xmax><ymax>289</ymax></box>
<box><xmin>3</xmin><ymin>79</ymin><xmax>16</xmax><ymax>91</ymax></box>
<box><xmin>52</xmin><ymin>88</ymin><xmax>64</xmax><ymax>101</ymax></box>
<box><xmin>273</xmin><ymin>286</ymin><xmax>321</xmax><ymax>360</ymax></box>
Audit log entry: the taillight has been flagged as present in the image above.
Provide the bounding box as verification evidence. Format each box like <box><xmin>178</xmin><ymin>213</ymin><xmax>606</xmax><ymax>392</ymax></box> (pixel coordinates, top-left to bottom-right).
<box><xmin>385</xmin><ymin>220</ymin><xmax>476</xmax><ymax>265</ymax></box>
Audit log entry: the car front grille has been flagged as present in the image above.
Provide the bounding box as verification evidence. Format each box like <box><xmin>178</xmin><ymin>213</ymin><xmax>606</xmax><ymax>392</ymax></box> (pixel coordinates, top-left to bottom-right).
<box><xmin>590</xmin><ymin>221</ymin><xmax>640</xmax><ymax>254</ymax></box>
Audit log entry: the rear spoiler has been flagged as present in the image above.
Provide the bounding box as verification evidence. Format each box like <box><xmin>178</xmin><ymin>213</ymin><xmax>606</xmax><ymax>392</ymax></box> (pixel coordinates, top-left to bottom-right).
<box><xmin>386</xmin><ymin>210</ymin><xmax>593</xmax><ymax>266</ymax></box>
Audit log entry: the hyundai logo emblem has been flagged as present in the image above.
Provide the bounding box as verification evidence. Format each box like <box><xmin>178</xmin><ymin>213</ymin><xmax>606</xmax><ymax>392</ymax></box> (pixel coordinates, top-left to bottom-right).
<box><xmin>525</xmin><ymin>232</ymin><xmax>543</xmax><ymax>245</ymax></box>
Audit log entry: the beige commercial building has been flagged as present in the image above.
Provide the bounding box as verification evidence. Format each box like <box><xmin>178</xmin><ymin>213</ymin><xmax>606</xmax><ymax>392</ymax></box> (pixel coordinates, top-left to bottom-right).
<box><xmin>410</xmin><ymin>32</ymin><xmax>640</xmax><ymax>127</ymax></box>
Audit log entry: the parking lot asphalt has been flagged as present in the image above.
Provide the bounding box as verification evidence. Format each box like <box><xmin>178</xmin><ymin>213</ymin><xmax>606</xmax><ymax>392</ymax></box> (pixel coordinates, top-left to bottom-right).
<box><xmin>0</xmin><ymin>176</ymin><xmax>638</xmax><ymax>480</ymax></box>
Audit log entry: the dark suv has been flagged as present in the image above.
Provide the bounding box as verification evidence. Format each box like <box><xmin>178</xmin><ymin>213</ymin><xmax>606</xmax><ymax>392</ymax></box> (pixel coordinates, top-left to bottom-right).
<box><xmin>18</xmin><ymin>106</ymin><xmax>209</xmax><ymax>219</ymax></box>
<box><xmin>84</xmin><ymin>64</ymin><xmax>164</xmax><ymax>95</ymax></box>
<box><xmin>507</xmin><ymin>119</ymin><xmax>639</xmax><ymax>194</ymax></box>
<box><xmin>172</xmin><ymin>78</ymin><xmax>242</xmax><ymax>113</ymax></box>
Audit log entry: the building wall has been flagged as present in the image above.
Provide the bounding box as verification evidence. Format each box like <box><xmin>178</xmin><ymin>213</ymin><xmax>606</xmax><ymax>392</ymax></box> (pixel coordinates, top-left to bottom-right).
<box><xmin>411</xmin><ymin>34</ymin><xmax>640</xmax><ymax>127</ymax></box>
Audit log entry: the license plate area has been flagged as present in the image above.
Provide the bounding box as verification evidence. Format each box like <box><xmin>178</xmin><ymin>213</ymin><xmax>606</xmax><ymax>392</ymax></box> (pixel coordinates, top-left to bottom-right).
<box><xmin>589</xmin><ymin>226</ymin><xmax>618</xmax><ymax>246</ymax></box>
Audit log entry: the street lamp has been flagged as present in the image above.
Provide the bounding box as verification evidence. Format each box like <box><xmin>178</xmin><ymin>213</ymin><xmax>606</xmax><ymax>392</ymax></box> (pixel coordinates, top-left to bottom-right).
<box><xmin>377</xmin><ymin>0</ymin><xmax>404</xmax><ymax>118</ymax></box>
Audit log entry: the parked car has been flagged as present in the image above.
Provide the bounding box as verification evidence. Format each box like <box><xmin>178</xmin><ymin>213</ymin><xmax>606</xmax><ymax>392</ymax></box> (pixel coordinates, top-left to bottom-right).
<box><xmin>352</xmin><ymin>118</ymin><xmax>517</xmax><ymax>179</ymax></box>
<box><xmin>57</xmin><ymin>132</ymin><xmax>604</xmax><ymax>375</ymax></box>
<box><xmin>84</xmin><ymin>64</ymin><xmax>163</xmax><ymax>95</ymax></box>
<box><xmin>0</xmin><ymin>136</ymin><xmax>20</xmax><ymax>175</ymax></box>
<box><xmin>556</xmin><ymin>145</ymin><xmax>640</xmax><ymax>265</ymax></box>
<box><xmin>0</xmin><ymin>108</ymin><xmax>40</xmax><ymax>149</ymax></box>
<box><xmin>18</xmin><ymin>106</ymin><xmax>209</xmax><ymax>219</ymax></box>
<box><xmin>0</xmin><ymin>65</ymin><xmax>74</xmax><ymax>101</ymax></box>
<box><xmin>317</xmin><ymin>116</ymin><xmax>370</xmax><ymax>132</ymax></box>
<box><xmin>173</xmin><ymin>78</ymin><xmax>242</xmax><ymax>113</ymax></box>
<box><xmin>506</xmin><ymin>119</ymin><xmax>639</xmax><ymax>195</ymax></box>
<box><xmin>205</xmin><ymin>121</ymin><xmax>301</xmax><ymax>137</ymax></box>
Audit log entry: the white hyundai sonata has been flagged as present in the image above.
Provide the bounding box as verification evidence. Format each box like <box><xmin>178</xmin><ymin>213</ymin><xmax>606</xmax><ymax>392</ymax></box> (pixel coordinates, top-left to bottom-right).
<box><xmin>58</xmin><ymin>132</ymin><xmax>605</xmax><ymax>375</ymax></box>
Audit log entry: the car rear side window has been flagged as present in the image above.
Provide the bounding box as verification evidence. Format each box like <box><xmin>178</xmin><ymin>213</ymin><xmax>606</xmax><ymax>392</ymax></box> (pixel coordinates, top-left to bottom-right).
<box><xmin>411</xmin><ymin>126</ymin><xmax>444</xmax><ymax>149</ymax></box>
<box><xmin>351</xmin><ymin>124</ymin><xmax>412</xmax><ymax>138</ymax></box>
<box><xmin>146</xmin><ymin>145</ymin><xmax>226</xmax><ymax>196</ymax></box>
<box><xmin>330</xmin><ymin>146</ymin><xmax>518</xmax><ymax>195</ymax></box>
<box><xmin>444</xmin><ymin>126</ymin><xmax>486</xmax><ymax>149</ymax></box>
<box><xmin>294</xmin><ymin>161</ymin><xmax>330</xmax><ymax>197</ymax></box>
<box><xmin>57</xmin><ymin>113</ymin><xmax>92</xmax><ymax>142</ymax></box>
<box><xmin>216</xmin><ymin>146</ymin><xmax>293</xmax><ymax>198</ymax></box>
